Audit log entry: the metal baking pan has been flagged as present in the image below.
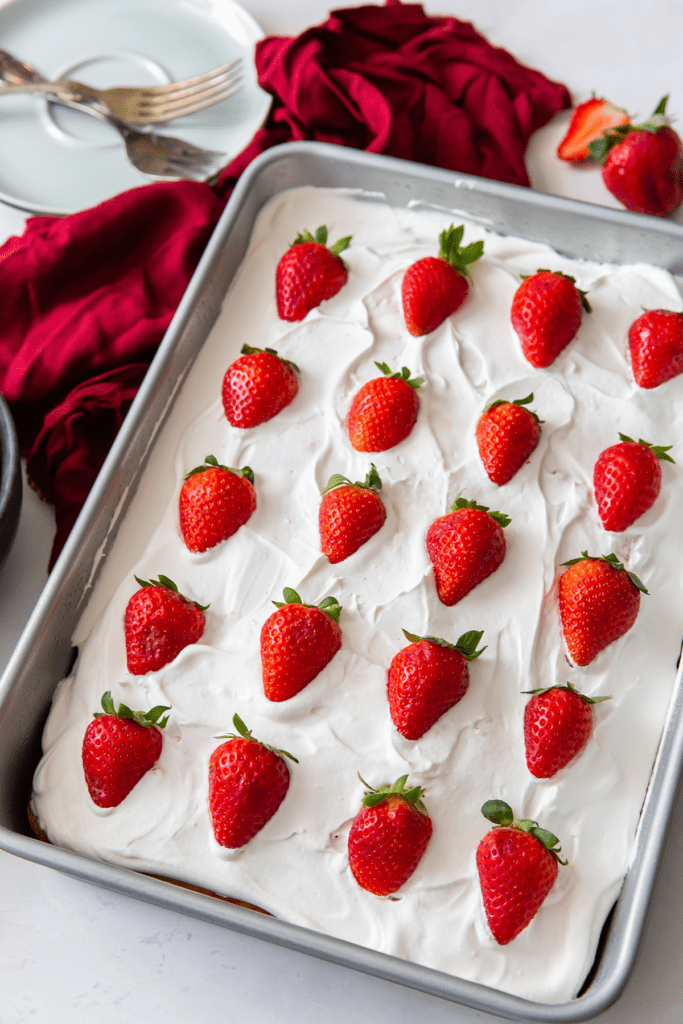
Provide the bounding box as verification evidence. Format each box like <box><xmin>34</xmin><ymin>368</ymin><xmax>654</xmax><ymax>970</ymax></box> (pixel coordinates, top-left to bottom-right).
<box><xmin>2</xmin><ymin>141</ymin><xmax>683</xmax><ymax>1023</ymax></box>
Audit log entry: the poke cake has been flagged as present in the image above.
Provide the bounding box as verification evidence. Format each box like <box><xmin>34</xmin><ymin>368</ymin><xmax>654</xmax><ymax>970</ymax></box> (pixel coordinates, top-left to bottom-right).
<box><xmin>30</xmin><ymin>184</ymin><xmax>683</xmax><ymax>1006</ymax></box>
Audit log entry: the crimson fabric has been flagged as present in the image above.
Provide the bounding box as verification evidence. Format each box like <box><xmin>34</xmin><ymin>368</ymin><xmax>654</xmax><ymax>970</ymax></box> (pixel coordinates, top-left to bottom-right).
<box><xmin>0</xmin><ymin>2</ymin><xmax>570</xmax><ymax>569</ymax></box>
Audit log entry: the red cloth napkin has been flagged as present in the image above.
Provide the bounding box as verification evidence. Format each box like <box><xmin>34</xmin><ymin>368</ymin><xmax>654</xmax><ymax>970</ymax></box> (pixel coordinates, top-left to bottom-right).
<box><xmin>0</xmin><ymin>2</ymin><xmax>570</xmax><ymax>568</ymax></box>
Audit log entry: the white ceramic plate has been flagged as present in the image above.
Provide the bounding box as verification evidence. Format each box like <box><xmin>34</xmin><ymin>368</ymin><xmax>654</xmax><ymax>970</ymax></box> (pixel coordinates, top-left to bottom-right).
<box><xmin>0</xmin><ymin>0</ymin><xmax>271</xmax><ymax>215</ymax></box>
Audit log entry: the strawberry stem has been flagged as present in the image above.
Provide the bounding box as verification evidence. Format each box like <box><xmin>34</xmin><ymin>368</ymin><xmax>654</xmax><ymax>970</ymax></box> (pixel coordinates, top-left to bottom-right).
<box><xmin>94</xmin><ymin>690</ymin><xmax>170</xmax><ymax>728</ymax></box>
<box><xmin>481</xmin><ymin>800</ymin><xmax>567</xmax><ymax>865</ymax></box>
<box><xmin>320</xmin><ymin>464</ymin><xmax>382</xmax><ymax>495</ymax></box>
<box><xmin>617</xmin><ymin>434</ymin><xmax>675</xmax><ymax>463</ymax></box>
<box><xmin>401</xmin><ymin>627</ymin><xmax>486</xmax><ymax>660</ymax></box>
<box><xmin>272</xmin><ymin>588</ymin><xmax>342</xmax><ymax>623</ymax></box>
<box><xmin>374</xmin><ymin>362</ymin><xmax>424</xmax><ymax>390</ymax></box>
<box><xmin>560</xmin><ymin>551</ymin><xmax>649</xmax><ymax>594</ymax></box>
<box><xmin>485</xmin><ymin>393</ymin><xmax>544</xmax><ymax>424</ymax></box>
<box><xmin>240</xmin><ymin>344</ymin><xmax>300</xmax><ymax>375</ymax></box>
<box><xmin>358</xmin><ymin>772</ymin><xmax>428</xmax><ymax>813</ymax></box>
<box><xmin>215</xmin><ymin>713</ymin><xmax>298</xmax><ymax>762</ymax></box>
<box><xmin>437</xmin><ymin>224</ymin><xmax>484</xmax><ymax>277</ymax></box>
<box><xmin>521</xmin><ymin>681</ymin><xmax>612</xmax><ymax>704</ymax></box>
<box><xmin>450</xmin><ymin>496</ymin><xmax>511</xmax><ymax>528</ymax></box>
<box><xmin>184</xmin><ymin>455</ymin><xmax>255</xmax><ymax>484</ymax></box>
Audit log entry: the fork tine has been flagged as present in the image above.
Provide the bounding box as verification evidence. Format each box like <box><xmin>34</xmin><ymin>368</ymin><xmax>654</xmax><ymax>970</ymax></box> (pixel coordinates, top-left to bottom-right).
<box><xmin>139</xmin><ymin>81</ymin><xmax>242</xmax><ymax>121</ymax></box>
<box><xmin>139</xmin><ymin>59</ymin><xmax>241</xmax><ymax>98</ymax></box>
<box><xmin>142</xmin><ymin>66</ymin><xmax>242</xmax><ymax>105</ymax></box>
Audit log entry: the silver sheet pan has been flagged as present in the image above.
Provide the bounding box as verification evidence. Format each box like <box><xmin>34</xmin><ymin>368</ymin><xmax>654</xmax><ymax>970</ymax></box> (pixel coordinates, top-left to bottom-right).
<box><xmin>2</xmin><ymin>141</ymin><xmax>683</xmax><ymax>1023</ymax></box>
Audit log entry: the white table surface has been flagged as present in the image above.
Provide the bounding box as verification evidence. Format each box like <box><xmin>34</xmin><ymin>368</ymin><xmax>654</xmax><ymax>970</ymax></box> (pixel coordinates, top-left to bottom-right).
<box><xmin>2</xmin><ymin>2</ymin><xmax>683</xmax><ymax>1021</ymax></box>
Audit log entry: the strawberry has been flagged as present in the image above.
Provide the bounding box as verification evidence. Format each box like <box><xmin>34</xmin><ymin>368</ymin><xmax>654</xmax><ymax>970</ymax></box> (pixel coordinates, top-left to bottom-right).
<box><xmin>125</xmin><ymin>574</ymin><xmax>207</xmax><ymax>675</ymax></box>
<box><xmin>593</xmin><ymin>434</ymin><xmax>674</xmax><ymax>532</ymax></box>
<box><xmin>347</xmin><ymin>363</ymin><xmax>423</xmax><ymax>452</ymax></box>
<box><xmin>477</xmin><ymin>799</ymin><xmax>566</xmax><ymax>945</ymax></box>
<box><xmin>426</xmin><ymin>497</ymin><xmax>510</xmax><ymax>606</ymax></box>
<box><xmin>558</xmin><ymin>552</ymin><xmax>647</xmax><ymax>666</ymax></box>
<box><xmin>557</xmin><ymin>97</ymin><xmax>630</xmax><ymax>162</ymax></box>
<box><xmin>588</xmin><ymin>97</ymin><xmax>683</xmax><ymax>216</ymax></box>
<box><xmin>523</xmin><ymin>682</ymin><xmax>612</xmax><ymax>778</ymax></box>
<box><xmin>475</xmin><ymin>393</ymin><xmax>542</xmax><ymax>485</ymax></box>
<box><xmin>222</xmin><ymin>345</ymin><xmax>299</xmax><ymax>428</ymax></box>
<box><xmin>387</xmin><ymin>628</ymin><xmax>485</xmax><ymax>740</ymax></box>
<box><xmin>319</xmin><ymin>464</ymin><xmax>386</xmax><ymax>563</ymax></box>
<box><xmin>208</xmin><ymin>713</ymin><xmax>297</xmax><ymax>848</ymax></box>
<box><xmin>401</xmin><ymin>224</ymin><xmax>484</xmax><ymax>336</ymax></box>
<box><xmin>276</xmin><ymin>225</ymin><xmax>351</xmax><ymax>321</ymax></box>
<box><xmin>628</xmin><ymin>308</ymin><xmax>683</xmax><ymax>388</ymax></box>
<box><xmin>348</xmin><ymin>774</ymin><xmax>433</xmax><ymax>896</ymax></box>
<box><xmin>179</xmin><ymin>455</ymin><xmax>256</xmax><ymax>553</ymax></box>
<box><xmin>260</xmin><ymin>587</ymin><xmax>342</xmax><ymax>702</ymax></box>
<box><xmin>82</xmin><ymin>690</ymin><xmax>170</xmax><ymax>807</ymax></box>
<box><xmin>510</xmin><ymin>269</ymin><xmax>590</xmax><ymax>369</ymax></box>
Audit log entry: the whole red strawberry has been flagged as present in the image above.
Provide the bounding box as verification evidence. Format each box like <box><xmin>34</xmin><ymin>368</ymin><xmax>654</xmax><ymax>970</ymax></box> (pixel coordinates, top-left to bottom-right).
<box><xmin>426</xmin><ymin>497</ymin><xmax>510</xmax><ymax>606</ymax></box>
<box><xmin>628</xmin><ymin>308</ymin><xmax>683</xmax><ymax>388</ymax></box>
<box><xmin>222</xmin><ymin>345</ymin><xmax>299</xmax><ymax>428</ymax></box>
<box><xmin>558</xmin><ymin>552</ymin><xmax>647</xmax><ymax>666</ymax></box>
<box><xmin>319</xmin><ymin>464</ymin><xmax>386</xmax><ymax>563</ymax></box>
<box><xmin>276</xmin><ymin>225</ymin><xmax>351</xmax><ymax>321</ymax></box>
<box><xmin>557</xmin><ymin>97</ymin><xmax>630</xmax><ymax>162</ymax></box>
<box><xmin>477</xmin><ymin>799</ymin><xmax>566</xmax><ymax>945</ymax></box>
<box><xmin>476</xmin><ymin>394</ymin><xmax>542</xmax><ymax>485</ymax></box>
<box><xmin>260</xmin><ymin>587</ymin><xmax>342</xmax><ymax>702</ymax></box>
<box><xmin>125</xmin><ymin>574</ymin><xmax>207</xmax><ymax>675</ymax></box>
<box><xmin>347</xmin><ymin>363</ymin><xmax>423</xmax><ymax>452</ymax></box>
<box><xmin>523</xmin><ymin>682</ymin><xmax>611</xmax><ymax>778</ymax></box>
<box><xmin>388</xmin><ymin>628</ymin><xmax>485</xmax><ymax>740</ymax></box>
<box><xmin>208</xmin><ymin>713</ymin><xmax>297</xmax><ymax>848</ymax></box>
<box><xmin>82</xmin><ymin>691</ymin><xmax>170</xmax><ymax>807</ymax></box>
<box><xmin>348</xmin><ymin>774</ymin><xmax>433</xmax><ymax>896</ymax></box>
<box><xmin>179</xmin><ymin>455</ymin><xmax>256</xmax><ymax>553</ymax></box>
<box><xmin>593</xmin><ymin>434</ymin><xmax>674</xmax><ymax>532</ymax></box>
<box><xmin>589</xmin><ymin>97</ymin><xmax>683</xmax><ymax>216</ymax></box>
<box><xmin>401</xmin><ymin>224</ymin><xmax>484</xmax><ymax>336</ymax></box>
<box><xmin>510</xmin><ymin>270</ymin><xmax>590</xmax><ymax>369</ymax></box>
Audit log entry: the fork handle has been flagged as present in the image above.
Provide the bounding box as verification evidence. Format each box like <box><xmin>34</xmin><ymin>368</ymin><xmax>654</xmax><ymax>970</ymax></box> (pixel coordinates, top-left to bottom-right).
<box><xmin>0</xmin><ymin>49</ymin><xmax>45</xmax><ymax>85</ymax></box>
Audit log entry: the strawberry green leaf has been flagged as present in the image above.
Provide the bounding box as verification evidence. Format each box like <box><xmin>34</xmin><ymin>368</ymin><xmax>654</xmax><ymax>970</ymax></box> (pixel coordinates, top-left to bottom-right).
<box><xmin>521</xmin><ymin>681</ymin><xmax>612</xmax><ymax>705</ymax></box>
<box><xmin>94</xmin><ymin>690</ymin><xmax>170</xmax><ymax>728</ymax></box>
<box><xmin>321</xmin><ymin>464</ymin><xmax>382</xmax><ymax>496</ymax></box>
<box><xmin>240</xmin><ymin>344</ymin><xmax>300</xmax><ymax>374</ymax></box>
<box><xmin>359</xmin><ymin>772</ymin><xmax>428</xmax><ymax>812</ymax></box>
<box><xmin>321</xmin><ymin>473</ymin><xmax>352</xmax><ymax>495</ymax></box>
<box><xmin>314</xmin><ymin>226</ymin><xmax>328</xmax><ymax>245</ymax></box>
<box><xmin>401</xmin><ymin>628</ymin><xmax>486</xmax><ymax>660</ymax></box>
<box><xmin>318</xmin><ymin>596</ymin><xmax>342</xmax><ymax>623</ymax></box>
<box><xmin>528</xmin><ymin>826</ymin><xmax>568</xmax><ymax>865</ymax></box>
<box><xmin>374</xmin><ymin>361</ymin><xmax>424</xmax><ymax>390</ymax></box>
<box><xmin>450</xmin><ymin>496</ymin><xmax>511</xmax><ymax>528</ymax></box>
<box><xmin>329</xmin><ymin>235</ymin><xmax>352</xmax><ymax>256</ymax></box>
<box><xmin>216</xmin><ymin>713</ymin><xmax>299</xmax><ymax>762</ymax></box>
<box><xmin>280</xmin><ymin>587</ymin><xmax>302</xmax><ymax>605</ymax></box>
<box><xmin>481</xmin><ymin>800</ymin><xmax>514</xmax><ymax>826</ymax></box>
<box><xmin>184</xmin><ymin>457</ymin><xmax>255</xmax><ymax>483</ymax></box>
<box><xmin>438</xmin><ymin>224</ymin><xmax>484</xmax><ymax>276</ymax></box>
<box><xmin>618</xmin><ymin>433</ymin><xmax>675</xmax><ymax>463</ymax></box>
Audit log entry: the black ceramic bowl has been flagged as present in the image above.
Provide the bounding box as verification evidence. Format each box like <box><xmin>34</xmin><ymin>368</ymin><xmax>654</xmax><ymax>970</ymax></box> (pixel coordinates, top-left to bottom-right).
<box><xmin>0</xmin><ymin>394</ymin><xmax>22</xmax><ymax>569</ymax></box>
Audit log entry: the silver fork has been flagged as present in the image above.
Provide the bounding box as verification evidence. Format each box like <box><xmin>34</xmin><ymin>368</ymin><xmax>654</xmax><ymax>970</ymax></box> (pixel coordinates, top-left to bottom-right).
<box><xmin>0</xmin><ymin>51</ymin><xmax>242</xmax><ymax>124</ymax></box>
<box><xmin>0</xmin><ymin>51</ymin><xmax>225</xmax><ymax>180</ymax></box>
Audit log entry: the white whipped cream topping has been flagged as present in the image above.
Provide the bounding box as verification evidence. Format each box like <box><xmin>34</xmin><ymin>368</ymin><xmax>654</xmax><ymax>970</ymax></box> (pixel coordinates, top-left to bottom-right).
<box><xmin>33</xmin><ymin>187</ymin><xmax>683</xmax><ymax>1005</ymax></box>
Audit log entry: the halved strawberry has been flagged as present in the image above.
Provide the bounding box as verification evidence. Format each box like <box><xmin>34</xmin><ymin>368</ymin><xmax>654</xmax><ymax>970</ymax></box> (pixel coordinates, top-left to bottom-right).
<box><xmin>557</xmin><ymin>97</ymin><xmax>630</xmax><ymax>162</ymax></box>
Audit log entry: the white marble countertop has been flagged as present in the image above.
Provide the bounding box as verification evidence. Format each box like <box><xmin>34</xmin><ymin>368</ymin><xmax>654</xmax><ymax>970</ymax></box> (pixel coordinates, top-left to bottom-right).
<box><xmin>2</xmin><ymin>2</ymin><xmax>683</xmax><ymax>1021</ymax></box>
